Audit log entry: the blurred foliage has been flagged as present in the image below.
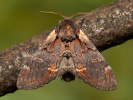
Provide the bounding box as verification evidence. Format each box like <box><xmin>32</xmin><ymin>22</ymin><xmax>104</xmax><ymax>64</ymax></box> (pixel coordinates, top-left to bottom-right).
<box><xmin>0</xmin><ymin>0</ymin><xmax>133</xmax><ymax>100</ymax></box>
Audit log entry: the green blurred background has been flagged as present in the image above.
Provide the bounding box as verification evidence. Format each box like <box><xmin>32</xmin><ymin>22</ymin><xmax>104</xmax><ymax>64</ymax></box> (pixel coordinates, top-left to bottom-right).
<box><xmin>0</xmin><ymin>0</ymin><xmax>133</xmax><ymax>100</ymax></box>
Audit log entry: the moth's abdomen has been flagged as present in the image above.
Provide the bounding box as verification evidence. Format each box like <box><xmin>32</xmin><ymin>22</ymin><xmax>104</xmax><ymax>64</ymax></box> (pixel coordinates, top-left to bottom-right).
<box><xmin>62</xmin><ymin>72</ymin><xmax>75</xmax><ymax>82</ymax></box>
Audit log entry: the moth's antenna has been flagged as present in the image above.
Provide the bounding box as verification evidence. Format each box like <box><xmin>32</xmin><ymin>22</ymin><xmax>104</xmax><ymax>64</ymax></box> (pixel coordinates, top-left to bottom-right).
<box><xmin>40</xmin><ymin>11</ymin><xmax>66</xmax><ymax>19</ymax></box>
<box><xmin>70</xmin><ymin>12</ymin><xmax>88</xmax><ymax>19</ymax></box>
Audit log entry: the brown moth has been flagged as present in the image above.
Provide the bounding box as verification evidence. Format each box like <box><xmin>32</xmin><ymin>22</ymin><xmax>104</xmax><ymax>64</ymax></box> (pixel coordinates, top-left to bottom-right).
<box><xmin>17</xmin><ymin>12</ymin><xmax>117</xmax><ymax>90</ymax></box>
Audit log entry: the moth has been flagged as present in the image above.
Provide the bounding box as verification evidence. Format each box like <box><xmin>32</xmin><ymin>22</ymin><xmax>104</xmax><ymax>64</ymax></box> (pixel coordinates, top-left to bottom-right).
<box><xmin>17</xmin><ymin>11</ymin><xmax>117</xmax><ymax>90</ymax></box>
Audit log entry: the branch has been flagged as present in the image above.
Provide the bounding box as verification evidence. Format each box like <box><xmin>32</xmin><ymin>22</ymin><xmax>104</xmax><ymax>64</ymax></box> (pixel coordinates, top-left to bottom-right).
<box><xmin>0</xmin><ymin>0</ymin><xmax>132</xmax><ymax>97</ymax></box>
<box><xmin>75</xmin><ymin>0</ymin><xmax>133</xmax><ymax>51</ymax></box>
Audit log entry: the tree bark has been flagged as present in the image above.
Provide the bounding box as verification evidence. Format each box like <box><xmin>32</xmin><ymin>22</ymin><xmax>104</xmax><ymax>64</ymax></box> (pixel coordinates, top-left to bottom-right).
<box><xmin>75</xmin><ymin>0</ymin><xmax>133</xmax><ymax>51</ymax></box>
<box><xmin>0</xmin><ymin>0</ymin><xmax>133</xmax><ymax>97</ymax></box>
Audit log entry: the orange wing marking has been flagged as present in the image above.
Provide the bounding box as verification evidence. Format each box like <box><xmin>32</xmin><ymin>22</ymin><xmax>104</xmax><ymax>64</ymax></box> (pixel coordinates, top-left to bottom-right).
<box><xmin>42</xmin><ymin>66</ymin><xmax>58</xmax><ymax>80</ymax></box>
<box><xmin>48</xmin><ymin>66</ymin><xmax>58</xmax><ymax>77</ymax></box>
<box><xmin>45</xmin><ymin>29</ymin><xmax>56</xmax><ymax>42</ymax></box>
<box><xmin>78</xmin><ymin>30</ymin><xmax>89</xmax><ymax>42</ymax></box>
<box><xmin>21</xmin><ymin>66</ymin><xmax>30</xmax><ymax>79</ymax></box>
<box><xmin>76</xmin><ymin>65</ymin><xmax>86</xmax><ymax>75</ymax></box>
<box><xmin>92</xmin><ymin>58</ymin><xmax>101</xmax><ymax>62</ymax></box>
<box><xmin>34</xmin><ymin>57</ymin><xmax>43</xmax><ymax>62</ymax></box>
<box><xmin>70</xmin><ymin>39</ymin><xmax>84</xmax><ymax>57</ymax></box>
<box><xmin>105</xmin><ymin>66</ymin><xmax>114</xmax><ymax>81</ymax></box>
<box><xmin>50</xmin><ymin>39</ymin><xmax>65</xmax><ymax>56</ymax></box>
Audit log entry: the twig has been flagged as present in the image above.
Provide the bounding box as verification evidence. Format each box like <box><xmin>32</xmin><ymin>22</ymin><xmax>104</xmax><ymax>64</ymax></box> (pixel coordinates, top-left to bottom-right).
<box><xmin>0</xmin><ymin>0</ymin><xmax>133</xmax><ymax>97</ymax></box>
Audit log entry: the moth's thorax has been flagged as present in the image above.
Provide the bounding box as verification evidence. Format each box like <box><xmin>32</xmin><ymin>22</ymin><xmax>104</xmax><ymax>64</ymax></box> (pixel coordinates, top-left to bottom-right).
<box><xmin>56</xmin><ymin>19</ymin><xmax>79</xmax><ymax>42</ymax></box>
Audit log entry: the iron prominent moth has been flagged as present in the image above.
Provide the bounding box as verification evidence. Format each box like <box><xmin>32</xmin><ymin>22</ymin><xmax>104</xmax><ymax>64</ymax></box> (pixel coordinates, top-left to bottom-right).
<box><xmin>17</xmin><ymin>12</ymin><xmax>117</xmax><ymax>90</ymax></box>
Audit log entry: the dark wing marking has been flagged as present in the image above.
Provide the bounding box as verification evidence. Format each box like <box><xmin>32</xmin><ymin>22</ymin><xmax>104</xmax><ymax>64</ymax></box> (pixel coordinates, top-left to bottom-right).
<box><xmin>70</xmin><ymin>30</ymin><xmax>117</xmax><ymax>90</ymax></box>
<box><xmin>17</xmin><ymin>29</ymin><xmax>65</xmax><ymax>89</ymax></box>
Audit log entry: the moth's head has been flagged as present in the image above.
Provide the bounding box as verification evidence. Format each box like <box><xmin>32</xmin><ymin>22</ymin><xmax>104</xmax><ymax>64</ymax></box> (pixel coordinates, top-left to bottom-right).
<box><xmin>56</xmin><ymin>18</ymin><xmax>78</xmax><ymax>42</ymax></box>
<box><xmin>40</xmin><ymin>11</ymin><xmax>87</xmax><ymax>42</ymax></box>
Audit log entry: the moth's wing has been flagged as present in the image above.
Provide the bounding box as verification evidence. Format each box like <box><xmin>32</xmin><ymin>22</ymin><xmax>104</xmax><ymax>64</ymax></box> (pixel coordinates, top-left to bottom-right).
<box><xmin>17</xmin><ymin>29</ymin><xmax>65</xmax><ymax>89</ymax></box>
<box><xmin>70</xmin><ymin>30</ymin><xmax>117</xmax><ymax>90</ymax></box>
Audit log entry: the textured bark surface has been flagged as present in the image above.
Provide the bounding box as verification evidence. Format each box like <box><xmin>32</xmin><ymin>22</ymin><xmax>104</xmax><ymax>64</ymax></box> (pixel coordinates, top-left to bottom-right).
<box><xmin>75</xmin><ymin>0</ymin><xmax>133</xmax><ymax>51</ymax></box>
<box><xmin>0</xmin><ymin>0</ymin><xmax>133</xmax><ymax>97</ymax></box>
<box><xmin>0</xmin><ymin>29</ymin><xmax>52</xmax><ymax>96</ymax></box>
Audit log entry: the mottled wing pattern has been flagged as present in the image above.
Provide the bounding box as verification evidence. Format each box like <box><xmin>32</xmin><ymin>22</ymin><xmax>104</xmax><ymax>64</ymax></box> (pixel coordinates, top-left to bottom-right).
<box><xmin>70</xmin><ymin>30</ymin><xmax>117</xmax><ymax>90</ymax></box>
<box><xmin>17</xmin><ymin>30</ymin><xmax>65</xmax><ymax>89</ymax></box>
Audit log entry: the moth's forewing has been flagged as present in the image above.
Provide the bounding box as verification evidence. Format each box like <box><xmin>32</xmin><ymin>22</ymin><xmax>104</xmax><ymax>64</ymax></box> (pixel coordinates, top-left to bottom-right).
<box><xmin>70</xmin><ymin>30</ymin><xmax>117</xmax><ymax>90</ymax></box>
<box><xmin>17</xmin><ymin>18</ymin><xmax>117</xmax><ymax>91</ymax></box>
<box><xmin>17</xmin><ymin>29</ymin><xmax>65</xmax><ymax>89</ymax></box>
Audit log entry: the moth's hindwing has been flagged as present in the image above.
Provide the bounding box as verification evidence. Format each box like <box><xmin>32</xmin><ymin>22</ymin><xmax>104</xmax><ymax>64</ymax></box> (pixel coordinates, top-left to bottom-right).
<box><xmin>17</xmin><ymin>29</ymin><xmax>65</xmax><ymax>89</ymax></box>
<box><xmin>70</xmin><ymin>30</ymin><xmax>117</xmax><ymax>90</ymax></box>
